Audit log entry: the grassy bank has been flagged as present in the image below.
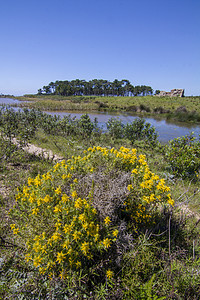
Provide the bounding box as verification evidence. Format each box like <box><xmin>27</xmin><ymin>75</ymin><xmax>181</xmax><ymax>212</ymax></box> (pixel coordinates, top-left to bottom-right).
<box><xmin>14</xmin><ymin>95</ymin><xmax>200</xmax><ymax>123</ymax></box>
<box><xmin>0</xmin><ymin>107</ymin><xmax>200</xmax><ymax>299</ymax></box>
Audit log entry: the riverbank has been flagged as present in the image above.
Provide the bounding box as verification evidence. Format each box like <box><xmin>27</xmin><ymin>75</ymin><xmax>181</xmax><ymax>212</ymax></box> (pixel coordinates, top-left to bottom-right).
<box><xmin>14</xmin><ymin>94</ymin><xmax>200</xmax><ymax>124</ymax></box>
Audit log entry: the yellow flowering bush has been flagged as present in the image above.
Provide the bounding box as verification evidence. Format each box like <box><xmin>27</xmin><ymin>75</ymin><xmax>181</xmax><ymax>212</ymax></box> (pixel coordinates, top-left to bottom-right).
<box><xmin>10</xmin><ymin>146</ymin><xmax>174</xmax><ymax>279</ymax></box>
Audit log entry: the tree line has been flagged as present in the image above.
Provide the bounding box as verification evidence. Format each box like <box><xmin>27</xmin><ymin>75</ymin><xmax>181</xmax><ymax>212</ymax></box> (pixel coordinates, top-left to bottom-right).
<box><xmin>38</xmin><ymin>79</ymin><xmax>154</xmax><ymax>97</ymax></box>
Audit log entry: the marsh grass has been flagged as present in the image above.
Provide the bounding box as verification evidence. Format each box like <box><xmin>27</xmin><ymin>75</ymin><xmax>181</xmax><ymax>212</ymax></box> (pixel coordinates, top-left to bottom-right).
<box><xmin>17</xmin><ymin>99</ymin><xmax>100</xmax><ymax>111</ymax></box>
<box><xmin>14</xmin><ymin>95</ymin><xmax>200</xmax><ymax>124</ymax></box>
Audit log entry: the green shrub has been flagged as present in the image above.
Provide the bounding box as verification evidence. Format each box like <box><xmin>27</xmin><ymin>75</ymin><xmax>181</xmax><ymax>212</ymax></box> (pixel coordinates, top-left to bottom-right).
<box><xmin>106</xmin><ymin>118</ymin><xmax>125</xmax><ymax>139</ymax></box>
<box><xmin>165</xmin><ymin>133</ymin><xmax>200</xmax><ymax>179</ymax></box>
<box><xmin>106</xmin><ymin>117</ymin><xmax>158</xmax><ymax>145</ymax></box>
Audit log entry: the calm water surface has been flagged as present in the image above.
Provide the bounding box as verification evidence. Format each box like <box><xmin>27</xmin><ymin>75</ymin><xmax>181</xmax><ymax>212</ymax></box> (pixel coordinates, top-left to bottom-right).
<box><xmin>46</xmin><ymin>110</ymin><xmax>200</xmax><ymax>143</ymax></box>
<box><xmin>0</xmin><ymin>97</ymin><xmax>20</xmax><ymax>105</ymax></box>
<box><xmin>1</xmin><ymin>98</ymin><xmax>200</xmax><ymax>143</ymax></box>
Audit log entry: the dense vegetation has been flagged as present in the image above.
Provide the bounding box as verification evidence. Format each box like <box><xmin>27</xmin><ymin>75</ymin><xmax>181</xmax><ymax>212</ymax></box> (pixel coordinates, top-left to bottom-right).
<box><xmin>0</xmin><ymin>107</ymin><xmax>200</xmax><ymax>299</ymax></box>
<box><xmin>38</xmin><ymin>79</ymin><xmax>154</xmax><ymax>97</ymax></box>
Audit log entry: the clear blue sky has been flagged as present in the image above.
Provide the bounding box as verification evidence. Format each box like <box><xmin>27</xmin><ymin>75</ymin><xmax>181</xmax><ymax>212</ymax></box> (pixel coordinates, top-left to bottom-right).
<box><xmin>0</xmin><ymin>0</ymin><xmax>199</xmax><ymax>96</ymax></box>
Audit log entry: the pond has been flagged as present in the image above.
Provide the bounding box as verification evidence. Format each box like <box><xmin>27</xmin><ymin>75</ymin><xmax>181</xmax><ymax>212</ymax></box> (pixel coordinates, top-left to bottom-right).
<box><xmin>1</xmin><ymin>98</ymin><xmax>200</xmax><ymax>143</ymax></box>
<box><xmin>45</xmin><ymin>110</ymin><xmax>200</xmax><ymax>143</ymax></box>
<box><xmin>0</xmin><ymin>97</ymin><xmax>21</xmax><ymax>105</ymax></box>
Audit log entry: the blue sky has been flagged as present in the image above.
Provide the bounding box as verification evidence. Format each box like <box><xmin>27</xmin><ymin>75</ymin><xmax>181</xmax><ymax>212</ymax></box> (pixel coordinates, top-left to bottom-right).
<box><xmin>0</xmin><ymin>0</ymin><xmax>199</xmax><ymax>96</ymax></box>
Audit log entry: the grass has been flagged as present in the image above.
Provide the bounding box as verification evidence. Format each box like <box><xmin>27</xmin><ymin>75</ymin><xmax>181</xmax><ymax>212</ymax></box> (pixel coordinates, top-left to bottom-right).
<box><xmin>14</xmin><ymin>95</ymin><xmax>200</xmax><ymax>124</ymax></box>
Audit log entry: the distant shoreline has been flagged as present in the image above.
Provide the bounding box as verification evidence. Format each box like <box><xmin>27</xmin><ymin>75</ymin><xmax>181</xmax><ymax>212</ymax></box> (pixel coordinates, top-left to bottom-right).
<box><xmin>10</xmin><ymin>94</ymin><xmax>200</xmax><ymax>124</ymax></box>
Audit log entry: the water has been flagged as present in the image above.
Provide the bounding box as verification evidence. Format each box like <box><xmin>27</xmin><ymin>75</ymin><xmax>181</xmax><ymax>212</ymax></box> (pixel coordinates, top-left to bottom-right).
<box><xmin>0</xmin><ymin>97</ymin><xmax>21</xmax><ymax>105</ymax></box>
<box><xmin>45</xmin><ymin>110</ymin><xmax>200</xmax><ymax>143</ymax></box>
<box><xmin>1</xmin><ymin>98</ymin><xmax>200</xmax><ymax>143</ymax></box>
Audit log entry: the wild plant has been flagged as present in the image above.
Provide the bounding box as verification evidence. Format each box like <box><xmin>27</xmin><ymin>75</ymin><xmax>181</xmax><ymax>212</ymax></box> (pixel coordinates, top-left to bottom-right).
<box><xmin>9</xmin><ymin>146</ymin><xmax>174</xmax><ymax>295</ymax></box>
<box><xmin>106</xmin><ymin>117</ymin><xmax>158</xmax><ymax>145</ymax></box>
<box><xmin>165</xmin><ymin>133</ymin><xmax>200</xmax><ymax>179</ymax></box>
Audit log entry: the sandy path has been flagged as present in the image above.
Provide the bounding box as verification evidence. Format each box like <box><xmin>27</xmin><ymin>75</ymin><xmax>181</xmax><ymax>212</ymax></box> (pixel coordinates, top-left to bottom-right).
<box><xmin>12</xmin><ymin>138</ymin><xmax>64</xmax><ymax>161</ymax></box>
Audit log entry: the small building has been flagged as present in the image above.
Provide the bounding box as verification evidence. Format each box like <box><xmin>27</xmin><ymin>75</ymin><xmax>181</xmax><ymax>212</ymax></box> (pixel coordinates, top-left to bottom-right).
<box><xmin>157</xmin><ymin>89</ymin><xmax>184</xmax><ymax>97</ymax></box>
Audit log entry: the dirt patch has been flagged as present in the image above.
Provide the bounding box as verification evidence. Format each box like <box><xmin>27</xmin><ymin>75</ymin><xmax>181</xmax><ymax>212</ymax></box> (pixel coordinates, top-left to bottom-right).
<box><xmin>12</xmin><ymin>138</ymin><xmax>63</xmax><ymax>162</ymax></box>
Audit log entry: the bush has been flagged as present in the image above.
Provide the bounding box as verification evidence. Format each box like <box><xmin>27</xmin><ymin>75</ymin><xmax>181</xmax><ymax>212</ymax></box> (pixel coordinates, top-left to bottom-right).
<box><xmin>106</xmin><ymin>117</ymin><xmax>158</xmax><ymax>145</ymax></box>
<box><xmin>124</xmin><ymin>118</ymin><xmax>158</xmax><ymax>145</ymax></box>
<box><xmin>165</xmin><ymin>133</ymin><xmax>200</xmax><ymax>179</ymax></box>
<box><xmin>0</xmin><ymin>107</ymin><xmax>38</xmax><ymax>159</ymax></box>
<box><xmin>106</xmin><ymin>118</ymin><xmax>125</xmax><ymax>139</ymax></box>
<box><xmin>10</xmin><ymin>146</ymin><xmax>173</xmax><ymax>294</ymax></box>
<box><xmin>78</xmin><ymin>113</ymin><xmax>94</xmax><ymax>137</ymax></box>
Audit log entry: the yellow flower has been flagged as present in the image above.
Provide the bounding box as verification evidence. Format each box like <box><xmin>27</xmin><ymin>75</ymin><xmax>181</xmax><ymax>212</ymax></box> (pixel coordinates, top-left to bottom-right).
<box><xmin>28</xmin><ymin>177</ymin><xmax>34</xmax><ymax>185</ymax></box>
<box><xmin>92</xmin><ymin>208</ymin><xmax>97</xmax><ymax>215</ymax></box>
<box><xmin>75</xmin><ymin>261</ymin><xmax>81</xmax><ymax>268</ymax></box>
<box><xmin>59</xmin><ymin>271</ymin><xmax>67</xmax><ymax>279</ymax></box>
<box><xmin>55</xmin><ymin>221</ymin><xmax>62</xmax><ymax>230</ymax></box>
<box><xmin>81</xmin><ymin>241</ymin><xmax>89</xmax><ymax>255</ymax></box>
<box><xmin>112</xmin><ymin>229</ymin><xmax>119</xmax><ymax>237</ymax></box>
<box><xmin>71</xmin><ymin>191</ymin><xmax>77</xmax><ymax>199</ymax></box>
<box><xmin>149</xmin><ymin>193</ymin><xmax>155</xmax><ymax>202</ymax></box>
<box><xmin>56</xmin><ymin>251</ymin><xmax>66</xmax><ymax>264</ymax></box>
<box><xmin>73</xmin><ymin>231</ymin><xmax>81</xmax><ymax>241</ymax></box>
<box><xmin>61</xmin><ymin>194</ymin><xmax>69</xmax><ymax>203</ymax></box>
<box><xmin>94</xmin><ymin>233</ymin><xmax>100</xmax><ymax>242</ymax></box>
<box><xmin>55</xmin><ymin>186</ymin><xmax>62</xmax><ymax>195</ymax></box>
<box><xmin>32</xmin><ymin>208</ymin><xmax>39</xmax><ymax>215</ymax></box>
<box><xmin>10</xmin><ymin>224</ymin><xmax>16</xmax><ymax>230</ymax></box>
<box><xmin>34</xmin><ymin>175</ymin><xmax>41</xmax><ymax>187</ymax></box>
<box><xmin>106</xmin><ymin>269</ymin><xmax>114</xmax><ymax>280</ymax></box>
<box><xmin>78</xmin><ymin>214</ymin><xmax>86</xmax><ymax>222</ymax></box>
<box><xmin>104</xmin><ymin>216</ymin><xmax>111</xmax><ymax>226</ymax></box>
<box><xmin>39</xmin><ymin>267</ymin><xmax>46</xmax><ymax>274</ymax></box>
<box><xmin>25</xmin><ymin>253</ymin><xmax>31</xmax><ymax>262</ymax></box>
<box><xmin>74</xmin><ymin>198</ymin><xmax>83</xmax><ymax>209</ymax></box>
<box><xmin>33</xmin><ymin>256</ymin><xmax>42</xmax><ymax>267</ymax></box>
<box><xmin>102</xmin><ymin>238</ymin><xmax>111</xmax><ymax>249</ymax></box>
<box><xmin>63</xmin><ymin>224</ymin><xmax>72</xmax><ymax>234</ymax></box>
<box><xmin>62</xmin><ymin>240</ymin><xmax>69</xmax><ymax>250</ymax></box>
<box><xmin>52</xmin><ymin>232</ymin><xmax>61</xmax><ymax>241</ymax></box>
<box><xmin>61</xmin><ymin>160</ymin><xmax>66</xmax><ymax>166</ymax></box>
<box><xmin>167</xmin><ymin>194</ymin><xmax>174</xmax><ymax>206</ymax></box>
<box><xmin>13</xmin><ymin>227</ymin><xmax>19</xmax><ymax>234</ymax></box>
<box><xmin>29</xmin><ymin>195</ymin><xmax>35</xmax><ymax>203</ymax></box>
<box><xmin>43</xmin><ymin>195</ymin><xmax>51</xmax><ymax>203</ymax></box>
<box><xmin>168</xmin><ymin>199</ymin><xmax>174</xmax><ymax>206</ymax></box>
<box><xmin>127</xmin><ymin>184</ymin><xmax>133</xmax><ymax>191</ymax></box>
<box><xmin>82</xmin><ymin>222</ymin><xmax>89</xmax><ymax>231</ymax></box>
<box><xmin>131</xmin><ymin>168</ymin><xmax>138</xmax><ymax>174</ymax></box>
<box><xmin>32</xmin><ymin>241</ymin><xmax>42</xmax><ymax>252</ymax></box>
<box><xmin>54</xmin><ymin>205</ymin><xmax>62</xmax><ymax>213</ymax></box>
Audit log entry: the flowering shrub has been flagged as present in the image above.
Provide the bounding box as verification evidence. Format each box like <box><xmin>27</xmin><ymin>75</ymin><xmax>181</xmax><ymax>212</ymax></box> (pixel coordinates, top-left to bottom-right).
<box><xmin>10</xmin><ymin>146</ymin><xmax>174</xmax><ymax>280</ymax></box>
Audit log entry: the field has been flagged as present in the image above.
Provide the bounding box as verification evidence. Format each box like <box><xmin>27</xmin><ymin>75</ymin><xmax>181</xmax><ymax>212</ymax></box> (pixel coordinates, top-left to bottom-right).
<box><xmin>0</xmin><ymin>107</ymin><xmax>200</xmax><ymax>299</ymax></box>
<box><xmin>14</xmin><ymin>95</ymin><xmax>200</xmax><ymax>123</ymax></box>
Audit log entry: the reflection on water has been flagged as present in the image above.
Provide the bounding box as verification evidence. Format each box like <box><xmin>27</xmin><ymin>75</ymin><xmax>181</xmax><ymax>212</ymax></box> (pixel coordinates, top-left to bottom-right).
<box><xmin>1</xmin><ymin>98</ymin><xmax>200</xmax><ymax>143</ymax></box>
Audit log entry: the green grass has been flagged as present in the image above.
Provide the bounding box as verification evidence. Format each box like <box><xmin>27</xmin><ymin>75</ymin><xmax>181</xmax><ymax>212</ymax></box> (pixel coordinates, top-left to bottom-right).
<box><xmin>14</xmin><ymin>95</ymin><xmax>200</xmax><ymax>123</ymax></box>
